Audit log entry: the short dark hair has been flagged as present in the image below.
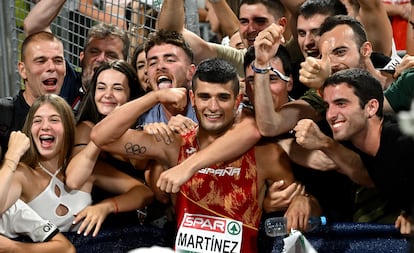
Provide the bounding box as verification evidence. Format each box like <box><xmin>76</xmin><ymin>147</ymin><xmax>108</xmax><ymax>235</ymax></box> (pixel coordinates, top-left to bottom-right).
<box><xmin>240</xmin><ymin>0</ymin><xmax>285</xmax><ymax>20</ymax></box>
<box><xmin>299</xmin><ymin>0</ymin><xmax>347</xmax><ymax>19</ymax></box>
<box><xmin>192</xmin><ymin>58</ymin><xmax>239</xmax><ymax>96</ymax></box>
<box><xmin>144</xmin><ymin>30</ymin><xmax>194</xmax><ymax>63</ymax></box>
<box><xmin>319</xmin><ymin>15</ymin><xmax>368</xmax><ymax>49</ymax></box>
<box><xmin>243</xmin><ymin>45</ymin><xmax>292</xmax><ymax>76</ymax></box>
<box><xmin>323</xmin><ymin>68</ymin><xmax>384</xmax><ymax>118</ymax></box>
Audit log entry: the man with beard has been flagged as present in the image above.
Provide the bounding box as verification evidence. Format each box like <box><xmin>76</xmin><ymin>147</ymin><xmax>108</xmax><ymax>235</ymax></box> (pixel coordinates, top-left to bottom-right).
<box><xmin>136</xmin><ymin>30</ymin><xmax>197</xmax><ymax>126</ymax></box>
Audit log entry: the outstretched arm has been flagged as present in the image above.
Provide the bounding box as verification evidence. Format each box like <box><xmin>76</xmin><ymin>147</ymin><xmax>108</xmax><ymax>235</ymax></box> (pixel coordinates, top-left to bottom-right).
<box><xmin>78</xmin><ymin>0</ymin><xmax>125</xmax><ymax>29</ymax></box>
<box><xmin>207</xmin><ymin>0</ymin><xmax>239</xmax><ymax>38</ymax></box>
<box><xmin>23</xmin><ymin>0</ymin><xmax>66</xmax><ymax>35</ymax></box>
<box><xmin>156</xmin><ymin>0</ymin><xmax>218</xmax><ymax>64</ymax></box>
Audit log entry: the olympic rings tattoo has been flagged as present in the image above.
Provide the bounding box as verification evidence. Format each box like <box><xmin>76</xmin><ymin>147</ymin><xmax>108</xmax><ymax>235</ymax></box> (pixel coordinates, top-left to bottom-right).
<box><xmin>125</xmin><ymin>142</ymin><xmax>147</xmax><ymax>155</ymax></box>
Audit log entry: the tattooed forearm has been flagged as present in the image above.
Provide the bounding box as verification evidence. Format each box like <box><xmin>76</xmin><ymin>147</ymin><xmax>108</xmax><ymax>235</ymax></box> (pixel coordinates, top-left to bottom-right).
<box><xmin>125</xmin><ymin>142</ymin><xmax>147</xmax><ymax>156</ymax></box>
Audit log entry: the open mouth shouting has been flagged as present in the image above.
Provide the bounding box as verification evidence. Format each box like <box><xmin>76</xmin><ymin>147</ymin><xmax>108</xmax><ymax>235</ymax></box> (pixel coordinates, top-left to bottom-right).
<box><xmin>39</xmin><ymin>134</ymin><xmax>55</xmax><ymax>149</ymax></box>
<box><xmin>42</xmin><ymin>78</ymin><xmax>58</xmax><ymax>92</ymax></box>
<box><xmin>157</xmin><ymin>75</ymin><xmax>173</xmax><ymax>89</ymax></box>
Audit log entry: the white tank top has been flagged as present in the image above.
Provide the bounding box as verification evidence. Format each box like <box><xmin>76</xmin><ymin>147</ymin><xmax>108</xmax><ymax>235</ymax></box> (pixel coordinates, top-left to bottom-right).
<box><xmin>27</xmin><ymin>163</ymin><xmax>92</xmax><ymax>232</ymax></box>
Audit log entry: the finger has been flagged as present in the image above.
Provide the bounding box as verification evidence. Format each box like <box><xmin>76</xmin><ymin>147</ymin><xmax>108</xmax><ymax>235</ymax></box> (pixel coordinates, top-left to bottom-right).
<box><xmin>156</xmin><ymin>174</ymin><xmax>163</xmax><ymax>188</ymax></box>
<box><xmin>166</xmin><ymin>181</ymin><xmax>173</xmax><ymax>193</ymax></box>
<box><xmin>77</xmin><ymin>218</ymin><xmax>89</xmax><ymax>235</ymax></box>
<box><xmin>158</xmin><ymin>176</ymin><xmax>167</xmax><ymax>191</ymax></box>
<box><xmin>286</xmin><ymin>214</ymin><xmax>294</xmax><ymax>232</ymax></box>
<box><xmin>83</xmin><ymin>219</ymin><xmax>96</xmax><ymax>236</ymax></box>
<box><xmin>300</xmin><ymin>59</ymin><xmax>321</xmax><ymax>74</ymax></box>
<box><xmin>268</xmin><ymin>180</ymin><xmax>285</xmax><ymax>191</ymax></box>
<box><xmin>288</xmin><ymin>184</ymin><xmax>303</xmax><ymax>201</ymax></box>
<box><xmin>160</xmin><ymin>126</ymin><xmax>174</xmax><ymax>144</ymax></box>
<box><xmin>153</xmin><ymin>127</ymin><xmax>169</xmax><ymax>144</ymax></box>
<box><xmin>172</xmin><ymin>184</ymin><xmax>180</xmax><ymax>193</ymax></box>
<box><xmin>73</xmin><ymin>212</ymin><xmax>84</xmax><ymax>226</ymax></box>
<box><xmin>92</xmin><ymin>221</ymin><xmax>102</xmax><ymax>237</ymax></box>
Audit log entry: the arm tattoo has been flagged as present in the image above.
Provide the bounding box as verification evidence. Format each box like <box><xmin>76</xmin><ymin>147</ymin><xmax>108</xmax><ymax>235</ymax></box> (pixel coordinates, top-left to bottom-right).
<box><xmin>125</xmin><ymin>142</ymin><xmax>147</xmax><ymax>156</ymax></box>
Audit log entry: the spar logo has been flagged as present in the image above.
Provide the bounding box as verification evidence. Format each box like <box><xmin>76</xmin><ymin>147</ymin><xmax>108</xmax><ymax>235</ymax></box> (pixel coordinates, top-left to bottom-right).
<box><xmin>182</xmin><ymin>214</ymin><xmax>227</xmax><ymax>233</ymax></box>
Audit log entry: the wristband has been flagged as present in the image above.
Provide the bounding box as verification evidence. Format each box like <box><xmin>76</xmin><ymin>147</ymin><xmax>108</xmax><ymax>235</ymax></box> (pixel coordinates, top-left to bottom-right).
<box><xmin>251</xmin><ymin>63</ymin><xmax>271</xmax><ymax>74</ymax></box>
<box><xmin>110</xmin><ymin>198</ymin><xmax>119</xmax><ymax>214</ymax></box>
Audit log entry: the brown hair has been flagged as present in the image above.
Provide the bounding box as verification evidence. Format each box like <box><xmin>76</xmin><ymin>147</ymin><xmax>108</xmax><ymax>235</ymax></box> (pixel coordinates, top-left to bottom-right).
<box><xmin>21</xmin><ymin>94</ymin><xmax>76</xmax><ymax>170</ymax></box>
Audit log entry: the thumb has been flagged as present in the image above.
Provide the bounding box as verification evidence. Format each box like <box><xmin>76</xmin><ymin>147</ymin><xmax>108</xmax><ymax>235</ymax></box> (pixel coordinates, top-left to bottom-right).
<box><xmin>269</xmin><ymin>180</ymin><xmax>285</xmax><ymax>190</ymax></box>
<box><xmin>320</xmin><ymin>40</ymin><xmax>331</xmax><ymax>63</ymax></box>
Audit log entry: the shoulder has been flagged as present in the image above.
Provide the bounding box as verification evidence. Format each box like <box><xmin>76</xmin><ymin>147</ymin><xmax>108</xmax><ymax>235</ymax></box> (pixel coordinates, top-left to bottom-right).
<box><xmin>13</xmin><ymin>163</ymin><xmax>34</xmax><ymax>187</ymax></box>
<box><xmin>75</xmin><ymin>121</ymin><xmax>94</xmax><ymax>143</ymax></box>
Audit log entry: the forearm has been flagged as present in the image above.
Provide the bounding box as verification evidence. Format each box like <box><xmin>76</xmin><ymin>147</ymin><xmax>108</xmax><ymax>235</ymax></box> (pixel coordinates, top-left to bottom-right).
<box><xmin>66</xmin><ymin>142</ymin><xmax>100</xmax><ymax>189</ymax></box>
<box><xmin>78</xmin><ymin>0</ymin><xmax>125</xmax><ymax>29</ymax></box>
<box><xmin>255</xmin><ymin>90</ymin><xmax>312</xmax><ymax>137</ymax></box>
<box><xmin>156</xmin><ymin>0</ymin><xmax>185</xmax><ymax>32</ymax></box>
<box><xmin>208</xmin><ymin>0</ymin><xmax>239</xmax><ymax>37</ymax></box>
<box><xmin>321</xmin><ymin>139</ymin><xmax>374</xmax><ymax>187</ymax></box>
<box><xmin>24</xmin><ymin>0</ymin><xmax>66</xmax><ymax>35</ymax></box>
<box><xmin>0</xmin><ymin>159</ymin><xmax>20</xmax><ymax>213</ymax></box>
<box><xmin>91</xmin><ymin>91</ymin><xmax>162</xmax><ymax>147</ymax></box>
<box><xmin>253</xmin><ymin>68</ymin><xmax>284</xmax><ymax>136</ymax></box>
<box><xmin>11</xmin><ymin>234</ymin><xmax>75</xmax><ymax>253</ymax></box>
<box><xmin>358</xmin><ymin>0</ymin><xmax>393</xmax><ymax>55</ymax></box>
<box><xmin>179</xmin><ymin>116</ymin><xmax>260</xmax><ymax>174</ymax></box>
<box><xmin>280</xmin><ymin>138</ymin><xmax>337</xmax><ymax>170</ymax></box>
<box><xmin>109</xmin><ymin>184</ymin><xmax>154</xmax><ymax>213</ymax></box>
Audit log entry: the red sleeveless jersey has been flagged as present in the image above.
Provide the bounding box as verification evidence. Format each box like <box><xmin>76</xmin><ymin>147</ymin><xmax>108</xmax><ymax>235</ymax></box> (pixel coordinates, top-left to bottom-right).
<box><xmin>175</xmin><ymin>129</ymin><xmax>262</xmax><ymax>253</ymax></box>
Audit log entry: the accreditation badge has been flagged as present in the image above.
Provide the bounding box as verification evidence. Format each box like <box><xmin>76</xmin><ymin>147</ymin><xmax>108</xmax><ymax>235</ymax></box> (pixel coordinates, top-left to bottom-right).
<box><xmin>175</xmin><ymin>213</ymin><xmax>243</xmax><ymax>253</ymax></box>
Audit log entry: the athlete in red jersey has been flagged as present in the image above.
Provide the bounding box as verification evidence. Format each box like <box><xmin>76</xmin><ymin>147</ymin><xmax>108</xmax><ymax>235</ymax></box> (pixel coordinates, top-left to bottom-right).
<box><xmin>92</xmin><ymin>58</ymin><xmax>320</xmax><ymax>252</ymax></box>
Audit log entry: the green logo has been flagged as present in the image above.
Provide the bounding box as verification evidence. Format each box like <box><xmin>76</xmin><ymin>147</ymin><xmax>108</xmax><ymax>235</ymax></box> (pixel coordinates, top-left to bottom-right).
<box><xmin>227</xmin><ymin>222</ymin><xmax>241</xmax><ymax>235</ymax></box>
